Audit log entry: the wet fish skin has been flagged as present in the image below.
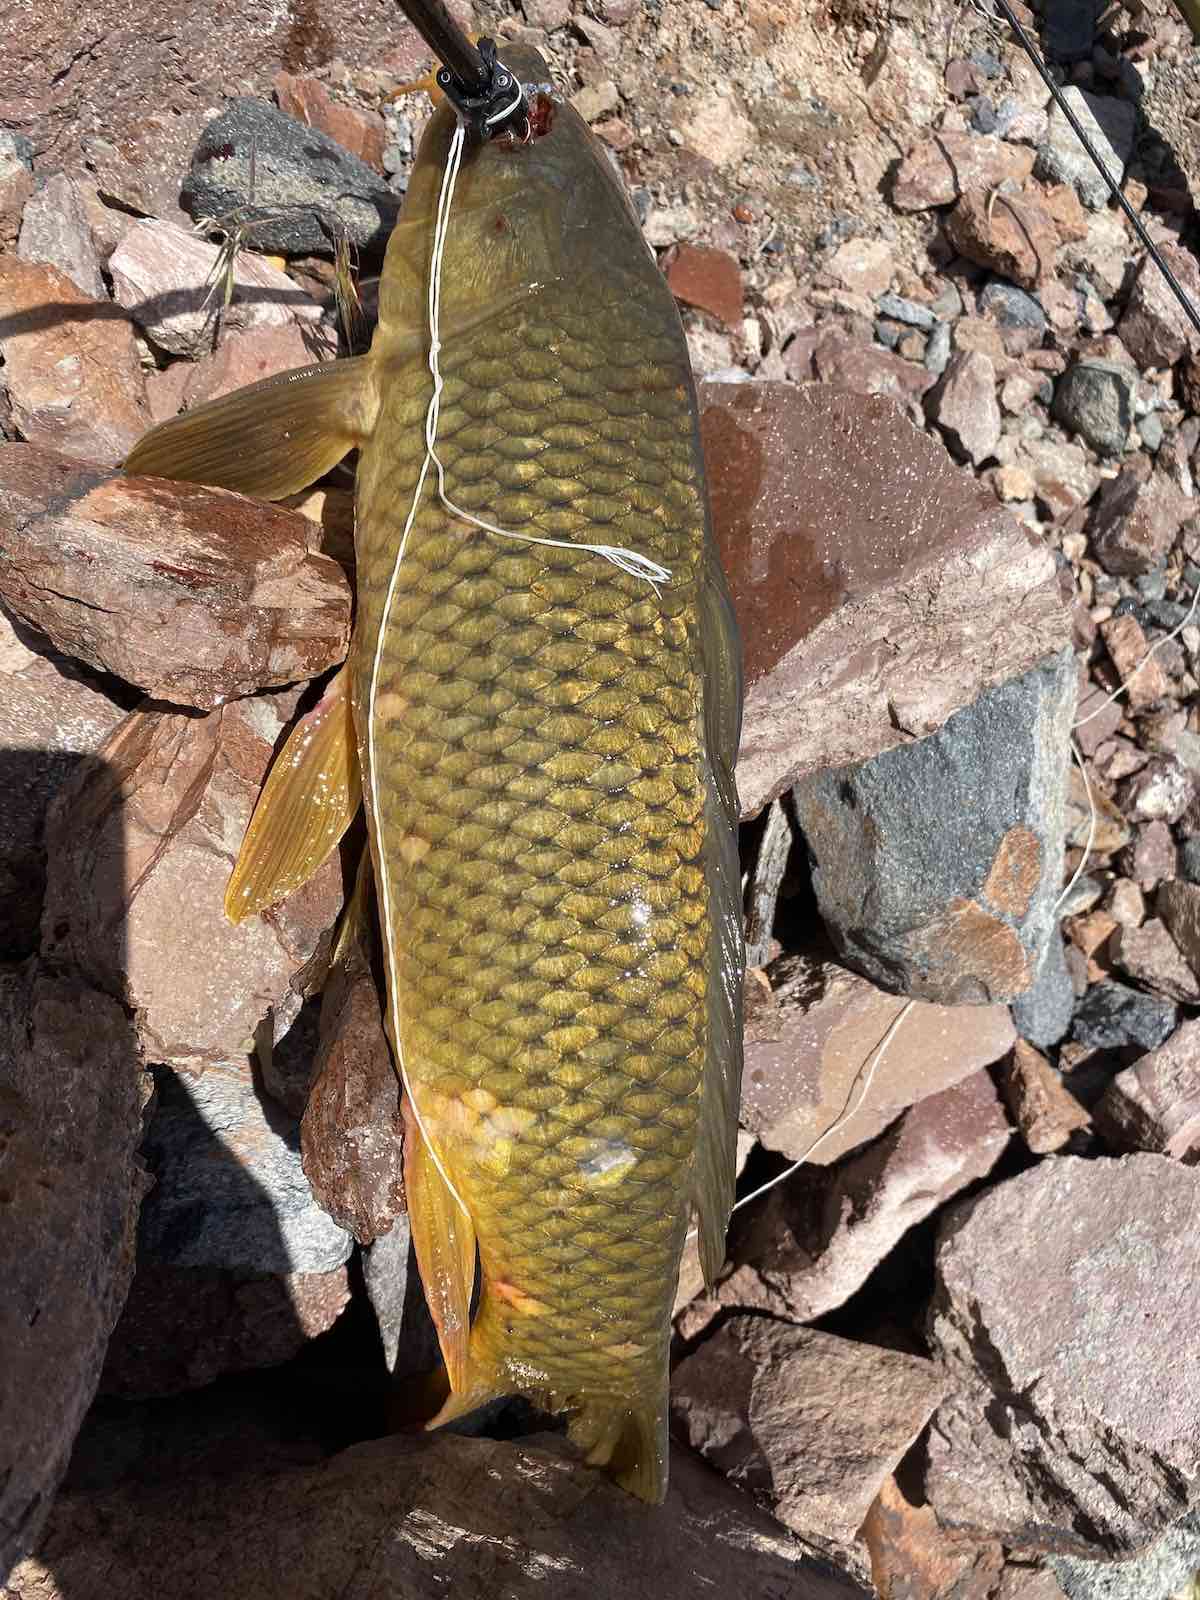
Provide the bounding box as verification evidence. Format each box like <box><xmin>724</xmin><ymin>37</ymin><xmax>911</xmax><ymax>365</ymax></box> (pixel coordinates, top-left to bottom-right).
<box><xmin>352</xmin><ymin>55</ymin><xmax>742</xmax><ymax>1499</ymax></box>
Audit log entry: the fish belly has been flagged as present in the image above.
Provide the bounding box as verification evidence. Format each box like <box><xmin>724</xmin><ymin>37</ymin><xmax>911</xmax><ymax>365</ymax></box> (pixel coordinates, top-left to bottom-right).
<box><xmin>352</xmin><ymin>279</ymin><xmax>712</xmax><ymax>1414</ymax></box>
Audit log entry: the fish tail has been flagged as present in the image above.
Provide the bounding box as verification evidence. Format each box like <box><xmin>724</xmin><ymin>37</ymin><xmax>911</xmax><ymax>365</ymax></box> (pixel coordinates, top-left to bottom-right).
<box><xmin>428</xmin><ymin>1355</ymin><xmax>669</xmax><ymax>1504</ymax></box>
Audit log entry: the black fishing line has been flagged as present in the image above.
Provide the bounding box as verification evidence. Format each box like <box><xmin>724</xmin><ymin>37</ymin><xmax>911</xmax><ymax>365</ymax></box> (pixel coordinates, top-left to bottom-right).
<box><xmin>993</xmin><ymin>0</ymin><xmax>1200</xmax><ymax>345</ymax></box>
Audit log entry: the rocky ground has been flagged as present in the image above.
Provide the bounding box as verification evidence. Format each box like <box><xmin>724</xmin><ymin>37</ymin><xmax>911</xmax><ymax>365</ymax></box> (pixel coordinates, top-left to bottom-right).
<box><xmin>2</xmin><ymin>0</ymin><xmax>1200</xmax><ymax>1593</ymax></box>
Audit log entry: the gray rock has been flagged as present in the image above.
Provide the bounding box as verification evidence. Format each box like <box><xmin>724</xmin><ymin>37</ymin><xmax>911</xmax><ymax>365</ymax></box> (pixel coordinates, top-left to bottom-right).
<box><xmin>17</xmin><ymin>173</ymin><xmax>105</xmax><ymax>298</ymax></box>
<box><xmin>1050</xmin><ymin>1508</ymin><xmax>1200</xmax><ymax>1600</ymax></box>
<box><xmin>876</xmin><ymin>292</ymin><xmax>937</xmax><ymax>329</ymax></box>
<box><xmin>0</xmin><ymin>129</ymin><xmax>34</xmax><ymax>176</ymax></box>
<box><xmin>925</xmin><ymin>319</ymin><xmax>952</xmax><ymax>374</ymax></box>
<box><xmin>1011</xmin><ymin>930</ymin><xmax>1075</xmax><ymax>1047</ymax></box>
<box><xmin>1052</xmin><ymin>359</ymin><xmax>1137</xmax><ymax>456</ymax></box>
<box><xmin>1072</xmin><ymin>980</ymin><xmax>1178</xmax><ymax>1052</ymax></box>
<box><xmin>927</xmin><ymin>1154</ymin><xmax>1200</xmax><ymax>1557</ymax></box>
<box><xmin>1181</xmin><ymin>836</ymin><xmax>1200</xmax><ymax>883</ymax></box>
<box><xmin>792</xmin><ymin>648</ymin><xmax>1077</xmax><ymax>1004</ymax></box>
<box><xmin>137</xmin><ymin>1063</ymin><xmax>352</xmax><ymax>1275</ymax></box>
<box><xmin>981</xmin><ymin>279</ymin><xmax>1046</xmax><ymax>331</ymax></box>
<box><xmin>1036</xmin><ymin>89</ymin><xmax>1135</xmax><ymax>209</ymax></box>
<box><xmin>181</xmin><ymin>98</ymin><xmax>401</xmax><ymax>255</ymax></box>
<box><xmin>1139</xmin><ymin>412</ymin><xmax>1164</xmax><ymax>453</ymax></box>
<box><xmin>0</xmin><ymin>966</ymin><xmax>149</xmax><ymax>1576</ymax></box>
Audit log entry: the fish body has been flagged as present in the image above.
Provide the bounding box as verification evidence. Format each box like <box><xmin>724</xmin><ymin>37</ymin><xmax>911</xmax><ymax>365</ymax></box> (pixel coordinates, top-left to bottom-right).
<box><xmin>124</xmin><ymin>47</ymin><xmax>743</xmax><ymax>1501</ymax></box>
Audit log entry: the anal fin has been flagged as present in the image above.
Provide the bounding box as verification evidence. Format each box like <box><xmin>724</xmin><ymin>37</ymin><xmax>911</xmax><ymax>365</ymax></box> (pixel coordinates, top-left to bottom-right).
<box><xmin>123</xmin><ymin>353</ymin><xmax>381</xmax><ymax>500</ymax></box>
<box><xmin>225</xmin><ymin>663</ymin><xmax>362</xmax><ymax>924</ymax></box>
<box><xmin>404</xmin><ymin>1099</ymin><xmax>476</xmax><ymax>1393</ymax></box>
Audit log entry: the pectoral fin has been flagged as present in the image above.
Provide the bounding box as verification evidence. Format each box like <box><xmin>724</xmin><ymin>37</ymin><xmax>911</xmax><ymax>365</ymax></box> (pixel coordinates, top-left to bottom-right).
<box><xmin>225</xmin><ymin>664</ymin><xmax>362</xmax><ymax>925</ymax></box>
<box><xmin>123</xmin><ymin>353</ymin><xmax>382</xmax><ymax>500</ymax></box>
<box><xmin>404</xmin><ymin>1099</ymin><xmax>477</xmax><ymax>1393</ymax></box>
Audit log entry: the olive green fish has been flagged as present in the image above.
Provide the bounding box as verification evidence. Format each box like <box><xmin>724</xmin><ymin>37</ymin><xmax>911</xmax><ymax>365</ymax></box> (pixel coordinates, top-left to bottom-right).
<box><xmin>124</xmin><ymin>45</ymin><xmax>744</xmax><ymax>1502</ymax></box>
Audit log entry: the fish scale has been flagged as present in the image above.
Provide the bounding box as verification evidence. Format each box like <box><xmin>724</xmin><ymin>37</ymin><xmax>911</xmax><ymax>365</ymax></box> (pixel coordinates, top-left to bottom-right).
<box><xmin>352</xmin><ymin>268</ymin><xmax>710</xmax><ymax>1411</ymax></box>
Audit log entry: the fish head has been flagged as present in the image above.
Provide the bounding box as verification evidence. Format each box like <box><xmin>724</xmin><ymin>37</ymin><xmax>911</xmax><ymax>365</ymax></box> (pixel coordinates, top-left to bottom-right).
<box><xmin>377</xmin><ymin>45</ymin><xmax>651</xmax><ymax>341</ymax></box>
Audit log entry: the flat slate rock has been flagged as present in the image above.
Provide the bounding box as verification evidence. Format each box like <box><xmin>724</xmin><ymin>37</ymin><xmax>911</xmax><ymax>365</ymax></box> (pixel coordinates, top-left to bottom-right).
<box><xmin>926</xmin><ymin>1154</ymin><xmax>1200</xmax><ymax>1557</ymax></box>
<box><xmin>702</xmin><ymin>382</ymin><xmax>1072</xmax><ymax>818</ymax></box>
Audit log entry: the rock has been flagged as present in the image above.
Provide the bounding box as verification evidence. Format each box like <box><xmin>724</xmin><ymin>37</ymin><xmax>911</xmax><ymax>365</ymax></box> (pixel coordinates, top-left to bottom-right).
<box><xmin>1181</xmin><ymin>837</ymin><xmax>1200</xmax><ymax>883</ymax></box>
<box><xmin>1071</xmin><ymin>980</ymin><xmax>1178</xmax><ymax>1053</ymax></box>
<box><xmin>877</xmin><ymin>292</ymin><xmax>937</xmax><ymax>330</ymax></box>
<box><xmin>154</xmin><ymin>323</ymin><xmax>328</xmax><ymax>418</ymax></box>
<box><xmin>0</xmin><ymin>625</ymin><xmax>124</xmax><ymax>960</ymax></box>
<box><xmin>41</xmin><ymin>695</ymin><xmax>345</xmax><ymax>1071</ymax></box>
<box><xmin>1118</xmin><ymin>244</ymin><xmax>1200</xmax><ymax>370</ymax></box>
<box><xmin>1066</xmin><ymin>762</ymin><xmax>1131</xmax><ymax>855</ymax></box>
<box><xmin>827</xmin><ymin>238</ymin><xmax>894</xmax><ymax>297</ymax></box>
<box><xmin>1095</xmin><ymin>1017</ymin><xmax>1200</xmax><ymax>1160</ymax></box>
<box><xmin>1073</xmin><ymin>683</ymin><xmax>1124</xmax><ymax>759</ymax></box>
<box><xmin>3</xmin><ymin>1431</ymin><xmax>861</xmax><ymax>1600</ymax></box>
<box><xmin>683</xmin><ymin>1071</ymin><xmax>1010</xmax><ymax>1339</ymax></box>
<box><xmin>672</xmin><ymin>89</ymin><xmax>754</xmax><ymax>168</ymax></box>
<box><xmin>1107</xmin><ymin>878</ymin><xmax>1145</xmax><ymax>927</ymax></box>
<box><xmin>1119</xmin><ymin>820</ymin><xmax>1177</xmax><ymax>887</ymax></box>
<box><xmin>273</xmin><ymin>72</ymin><xmax>387</xmax><ymax>170</ymax></box>
<box><xmin>17</xmin><ymin>173</ymin><xmax>105</xmax><ymax>298</ymax></box>
<box><xmin>1052</xmin><ymin>359</ymin><xmax>1136</xmax><ymax>455</ymax></box>
<box><xmin>1036</xmin><ymin>90</ymin><xmax>1135</xmax><ymax>209</ymax></box>
<box><xmin>664</xmin><ymin>243</ymin><xmax>744</xmax><ymax>329</ymax></box>
<box><xmin>1011</xmin><ymin>932</ymin><xmax>1076</xmax><ymax>1048</ymax></box>
<box><xmin>945</xmin><ymin>187</ymin><xmax>1058</xmax><ymax>291</ymax></box>
<box><xmin>300</xmin><ymin>933</ymin><xmax>404</xmax><ymax>1246</ymax></box>
<box><xmin>1050</xmin><ymin>1508</ymin><xmax>1200</xmax><ymax>1600</ymax></box>
<box><xmin>1044</xmin><ymin>0</ymin><xmax>1096</xmax><ymax>61</ymax></box>
<box><xmin>792</xmin><ymin>649</ymin><xmax>1076</xmax><ymax>1004</ymax></box>
<box><xmin>109</xmin><ymin>218</ymin><xmax>322</xmax><ymax>357</ymax></box>
<box><xmin>862</xmin><ymin>1485</ymin><xmax>993</xmax><ymax>1600</ymax></box>
<box><xmin>1158</xmin><ymin>879</ymin><xmax>1200</xmax><ymax>977</ymax></box>
<box><xmin>0</xmin><ymin>446</ymin><xmax>351</xmax><ymax>708</ymax></box>
<box><xmin>0</xmin><ymin>131</ymin><xmax>35</xmax><ymax>247</ymax></box>
<box><xmin>100</xmin><ymin>1261</ymin><xmax>351</xmax><ymax>1397</ymax></box>
<box><xmin>702</xmin><ymin>382</ymin><xmax>1072</xmax><ymax>816</ymax></box>
<box><xmin>739</xmin><ymin>945</ymin><xmax>1015</xmax><ymax>1165</ymax></box>
<box><xmin>135</xmin><ymin>1061</ymin><xmax>351</xmax><ymax>1274</ymax></box>
<box><xmin>181</xmin><ymin>98</ymin><xmax>401</xmax><ymax>257</ymax></box>
<box><xmin>892</xmin><ymin>133</ymin><xmax>1035</xmax><ymax>210</ymax></box>
<box><xmin>571</xmin><ymin>81</ymin><xmax>620</xmax><ymax>123</ymax></box>
<box><xmin>998</xmin><ymin>1038</ymin><xmax>1091</xmax><ymax>1152</ymax></box>
<box><xmin>0</xmin><ymin>257</ymin><xmax>149</xmax><ymax>465</ymax></box>
<box><xmin>1117</xmin><ymin>757</ymin><xmax>1194</xmax><ymax>824</ymax></box>
<box><xmin>926</xmin><ymin>1154</ymin><xmax>1200</xmax><ymax>1556</ymax></box>
<box><xmin>812</xmin><ymin>332</ymin><xmax>934</xmax><ymax>408</ymax></box>
<box><xmin>362</xmin><ymin>1214</ymin><xmax>426</xmax><ymax>1378</ymax></box>
<box><xmin>927</xmin><ymin>350</ymin><xmax>1001</xmax><ymax>465</ymax></box>
<box><xmin>1098</xmin><ymin>614</ymin><xmax>1170</xmax><ymax>709</ymax></box>
<box><xmin>0</xmin><ymin>965</ymin><xmax>149</xmax><ymax>1575</ymax></box>
<box><xmin>672</xmin><ymin>1316</ymin><xmax>946</xmax><ymax>1571</ymax></box>
<box><xmin>1091</xmin><ymin>469</ymin><xmax>1193</xmax><ymax>577</ymax></box>
<box><xmin>1018</xmin><ymin>437</ymin><xmax>1101</xmax><ymax>520</ymax></box>
<box><xmin>979</xmin><ymin>280</ymin><xmax>1047</xmax><ymax>351</ymax></box>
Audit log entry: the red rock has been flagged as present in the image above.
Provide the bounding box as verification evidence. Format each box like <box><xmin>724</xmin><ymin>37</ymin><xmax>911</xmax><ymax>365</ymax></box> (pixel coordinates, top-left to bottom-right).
<box><xmin>0</xmin><ymin>445</ymin><xmax>351</xmax><ymax>708</ymax></box>
<box><xmin>1118</xmin><ymin>243</ymin><xmax>1200</xmax><ymax>369</ymax></box>
<box><xmin>681</xmin><ymin>1071</ymin><xmax>1010</xmax><ymax>1341</ymax></box>
<box><xmin>1037</xmin><ymin>181</ymin><xmax>1089</xmax><ymax>242</ymax></box>
<box><xmin>1112</xmin><ymin>919</ymin><xmax>1200</xmax><ymax>1003</ymax></box>
<box><xmin>927</xmin><ymin>1155</ymin><xmax>1200</xmax><ymax>1557</ymax></box>
<box><xmin>109</xmin><ymin>219</ymin><xmax>321</xmax><ymax>358</ymax></box>
<box><xmin>826</xmin><ymin>237</ymin><xmax>894</xmax><ymax>298</ymax></box>
<box><xmin>4</xmin><ymin>1433</ymin><xmax>859</xmax><ymax>1600</ymax></box>
<box><xmin>274</xmin><ymin>72</ymin><xmax>387</xmax><ymax>170</ymax></box>
<box><xmin>701</xmin><ymin>382</ymin><xmax>1071</xmax><ymax>815</ymax></box>
<box><xmin>0</xmin><ymin>257</ymin><xmax>149</xmax><ymax>465</ymax></box>
<box><xmin>1119</xmin><ymin>819</ymin><xmax>1178</xmax><ymax>887</ymax></box>
<box><xmin>1065</xmin><ymin>764</ymin><xmax>1130</xmax><ymax>856</ymax></box>
<box><xmin>1101</xmin><ymin>470</ymin><xmax>1195</xmax><ymax>577</ymax></box>
<box><xmin>0</xmin><ymin>965</ymin><xmax>149</xmax><ymax>1574</ymax></box>
<box><xmin>41</xmin><ymin>695</ymin><xmax>346</xmax><ymax>1071</ymax></box>
<box><xmin>945</xmin><ymin>187</ymin><xmax>1059</xmax><ymax>291</ymax></box>
<box><xmin>664</xmin><ymin>242</ymin><xmax>744</xmax><ymax>330</ymax></box>
<box><xmin>300</xmin><ymin>941</ymin><xmax>405</xmax><ymax>1246</ymax></box>
<box><xmin>739</xmin><ymin>947</ymin><xmax>1015</xmax><ymax>1165</ymax></box>
<box><xmin>1018</xmin><ymin>437</ymin><xmax>1100</xmax><ymax>520</ymax></box>
<box><xmin>813</xmin><ymin>330</ymin><xmax>934</xmax><ymax>408</ymax></box>
<box><xmin>17</xmin><ymin>172</ymin><xmax>106</xmax><ymax>298</ymax></box>
<box><xmin>1095</xmin><ymin>1017</ymin><xmax>1200</xmax><ymax>1160</ymax></box>
<box><xmin>862</xmin><ymin>1476</ymin><xmax>1007</xmax><ymax>1600</ymax></box>
<box><xmin>892</xmin><ymin>133</ymin><xmax>1035</xmax><ymax>210</ymax></box>
<box><xmin>1158</xmin><ymin>879</ymin><xmax>1200</xmax><ymax>978</ymax></box>
<box><xmin>153</xmin><ymin>323</ymin><xmax>328</xmax><ymax>420</ymax></box>
<box><xmin>0</xmin><ymin>167</ymin><xmax>34</xmax><ymax>249</ymax></box>
<box><xmin>927</xmin><ymin>350</ymin><xmax>1001</xmax><ymax>465</ymax></box>
<box><xmin>0</xmin><ymin>621</ymin><xmax>124</xmax><ymax>960</ymax></box>
<box><xmin>998</xmin><ymin>1039</ymin><xmax>1091</xmax><ymax>1153</ymax></box>
<box><xmin>1097</xmin><ymin>613</ymin><xmax>1168</xmax><ymax>710</ymax></box>
<box><xmin>101</xmin><ymin>1263</ymin><xmax>351</xmax><ymax>1397</ymax></box>
<box><xmin>672</xmin><ymin>1316</ymin><xmax>947</xmax><ymax>1574</ymax></box>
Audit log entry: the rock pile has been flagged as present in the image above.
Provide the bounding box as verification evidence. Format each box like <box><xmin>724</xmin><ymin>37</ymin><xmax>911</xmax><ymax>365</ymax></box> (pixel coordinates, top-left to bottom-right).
<box><xmin>3</xmin><ymin>0</ymin><xmax>1200</xmax><ymax>1592</ymax></box>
